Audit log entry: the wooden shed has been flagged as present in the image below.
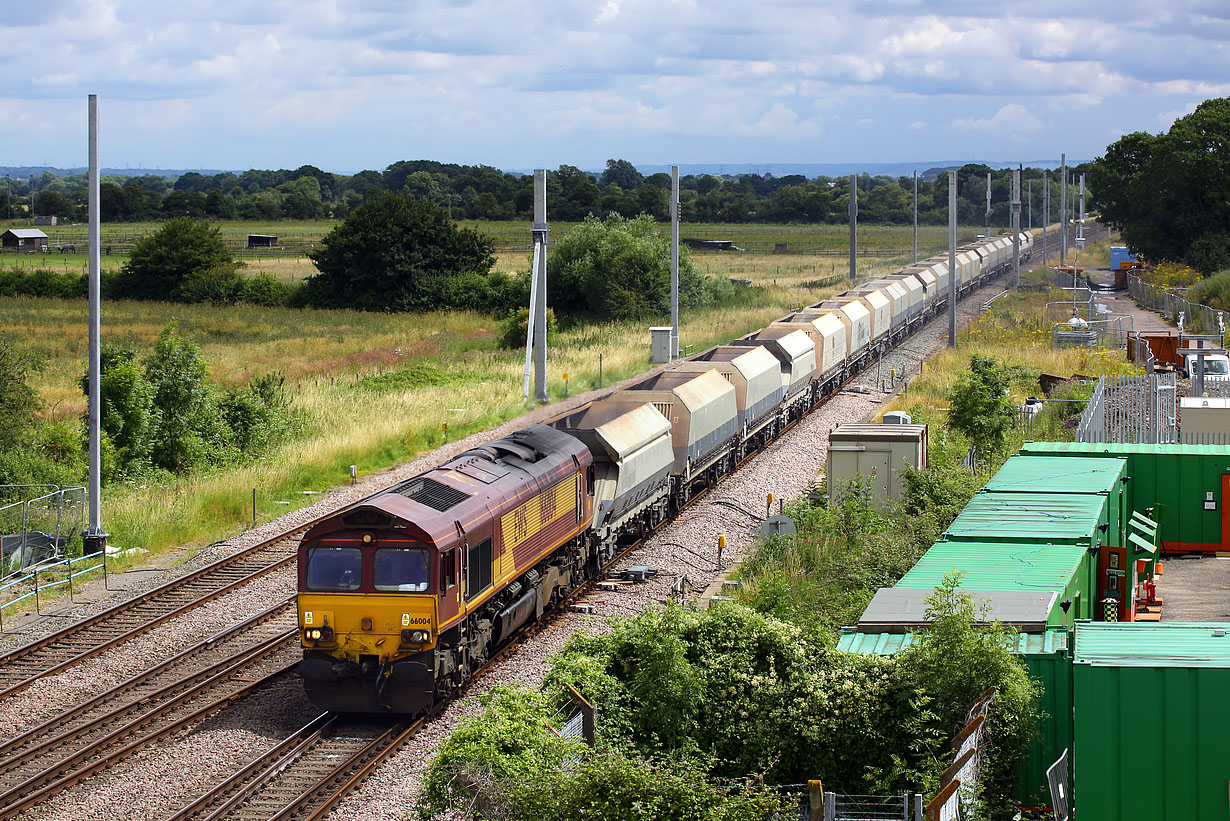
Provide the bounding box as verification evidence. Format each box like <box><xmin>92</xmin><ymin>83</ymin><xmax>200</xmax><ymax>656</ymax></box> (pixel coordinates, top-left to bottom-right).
<box><xmin>1</xmin><ymin>229</ymin><xmax>48</xmax><ymax>251</ymax></box>
<box><xmin>247</xmin><ymin>234</ymin><xmax>278</xmax><ymax>249</ymax></box>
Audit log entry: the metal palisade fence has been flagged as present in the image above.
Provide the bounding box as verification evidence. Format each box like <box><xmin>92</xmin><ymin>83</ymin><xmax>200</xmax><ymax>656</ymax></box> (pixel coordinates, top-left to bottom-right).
<box><xmin>1075</xmin><ymin>373</ymin><xmax>1177</xmax><ymax>444</ymax></box>
<box><xmin>1127</xmin><ymin>273</ymin><xmax>1226</xmax><ymax>336</ymax></box>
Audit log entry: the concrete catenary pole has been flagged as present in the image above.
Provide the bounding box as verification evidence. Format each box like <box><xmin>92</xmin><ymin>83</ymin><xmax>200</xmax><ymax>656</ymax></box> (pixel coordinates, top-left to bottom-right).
<box><xmin>848</xmin><ymin>174</ymin><xmax>858</xmax><ymax>285</ymax></box>
<box><xmin>948</xmin><ymin>170</ymin><xmax>957</xmax><ymax>348</ymax></box>
<box><xmin>670</xmin><ymin>165</ymin><xmax>680</xmax><ymax>359</ymax></box>
<box><xmin>984</xmin><ymin>171</ymin><xmax>992</xmax><ymax>238</ymax></box>
<box><xmin>1042</xmin><ymin>173</ymin><xmax>1049</xmax><ymax>266</ymax></box>
<box><xmin>912</xmin><ymin>170</ymin><xmax>918</xmax><ymax>263</ymax></box>
<box><xmin>1027</xmin><ymin>179</ymin><xmax>1033</xmax><ymax>232</ymax></box>
<box><xmin>1043</xmin><ymin>173</ymin><xmax>1052</xmax><ymax>267</ymax></box>
<box><xmin>1060</xmin><ymin>153</ymin><xmax>1067</xmax><ymax>265</ymax></box>
<box><xmin>1079</xmin><ymin>173</ymin><xmax>1086</xmax><ymax>242</ymax></box>
<box><xmin>1012</xmin><ymin>166</ymin><xmax>1021</xmax><ymax>289</ymax></box>
<box><xmin>85</xmin><ymin>93</ymin><xmax>106</xmax><ymax>554</ymax></box>
<box><xmin>533</xmin><ymin>170</ymin><xmax>548</xmax><ymax>402</ymax></box>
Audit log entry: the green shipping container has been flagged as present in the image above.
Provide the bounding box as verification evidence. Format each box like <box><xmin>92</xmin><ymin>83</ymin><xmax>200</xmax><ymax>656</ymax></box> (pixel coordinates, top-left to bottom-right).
<box><xmin>983</xmin><ymin>456</ymin><xmax>1130</xmax><ymax>547</ymax></box>
<box><xmin>943</xmin><ymin>491</ymin><xmax>1110</xmax><ymax>554</ymax></box>
<box><xmin>836</xmin><ymin>628</ymin><xmax>1072</xmax><ymax>808</ymax></box>
<box><xmin>1072</xmin><ymin>622</ymin><xmax>1230</xmax><ymax>820</ymax></box>
<box><xmin>1021</xmin><ymin>441</ymin><xmax>1230</xmax><ymax>554</ymax></box>
<box><xmin>897</xmin><ymin>541</ymin><xmax>1095</xmax><ymax>625</ymax></box>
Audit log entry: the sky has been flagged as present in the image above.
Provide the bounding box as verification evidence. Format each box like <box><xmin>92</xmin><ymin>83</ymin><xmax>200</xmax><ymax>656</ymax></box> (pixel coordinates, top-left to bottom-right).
<box><xmin>1</xmin><ymin>0</ymin><xmax>1228</xmax><ymax>174</ymax></box>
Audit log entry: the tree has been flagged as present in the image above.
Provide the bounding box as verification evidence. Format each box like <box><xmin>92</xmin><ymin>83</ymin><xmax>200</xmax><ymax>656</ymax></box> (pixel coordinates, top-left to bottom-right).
<box><xmin>546</xmin><ymin>213</ymin><xmax>721</xmax><ymax>321</ymax></box>
<box><xmin>946</xmin><ymin>355</ymin><xmax>1012</xmax><ymax>452</ymax></box>
<box><xmin>0</xmin><ymin>335</ymin><xmax>42</xmax><ymax>452</ymax></box>
<box><xmin>143</xmin><ymin>325</ymin><xmax>228</xmax><ymax>471</ymax></box>
<box><xmin>1091</xmin><ymin>97</ymin><xmax>1230</xmax><ymax>272</ymax></box>
<box><xmin>600</xmin><ymin>158</ymin><xmax>643</xmax><ymax>192</ymax></box>
<box><xmin>305</xmin><ymin>192</ymin><xmax>496</xmax><ymax>312</ymax></box>
<box><xmin>81</xmin><ymin>346</ymin><xmax>156</xmax><ymax>475</ymax></box>
<box><xmin>112</xmin><ymin>217</ymin><xmax>239</xmax><ymax>301</ymax></box>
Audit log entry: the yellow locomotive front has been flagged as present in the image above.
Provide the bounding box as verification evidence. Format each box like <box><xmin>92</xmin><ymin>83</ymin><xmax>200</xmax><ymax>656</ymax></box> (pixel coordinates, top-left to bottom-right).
<box><xmin>297</xmin><ymin>524</ymin><xmax>442</xmax><ymax>713</ymax></box>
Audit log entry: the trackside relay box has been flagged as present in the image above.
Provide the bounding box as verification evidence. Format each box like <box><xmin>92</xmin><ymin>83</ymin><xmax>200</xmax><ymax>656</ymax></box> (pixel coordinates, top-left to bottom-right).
<box><xmin>826</xmin><ymin>423</ymin><xmax>927</xmax><ymax>505</ymax></box>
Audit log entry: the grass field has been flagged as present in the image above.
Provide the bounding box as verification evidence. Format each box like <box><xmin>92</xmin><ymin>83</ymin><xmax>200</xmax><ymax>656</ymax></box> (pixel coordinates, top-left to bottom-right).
<box><xmin>0</xmin><ymin>268</ymin><xmax>850</xmax><ymax>555</ymax></box>
<box><xmin>0</xmin><ymin>219</ymin><xmax>981</xmax><ymax>281</ymax></box>
<box><xmin>0</xmin><ymin>218</ymin><xmax>1013</xmax><ymax>566</ymax></box>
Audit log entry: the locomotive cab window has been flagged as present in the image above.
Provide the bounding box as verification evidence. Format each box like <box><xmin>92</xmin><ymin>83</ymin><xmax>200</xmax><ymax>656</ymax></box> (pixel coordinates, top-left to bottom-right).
<box><xmin>305</xmin><ymin>546</ymin><xmax>362</xmax><ymax>591</ymax></box>
<box><xmin>373</xmin><ymin>547</ymin><xmax>430</xmax><ymax>592</ymax></box>
<box><xmin>442</xmin><ymin>548</ymin><xmax>457</xmax><ymax>590</ymax></box>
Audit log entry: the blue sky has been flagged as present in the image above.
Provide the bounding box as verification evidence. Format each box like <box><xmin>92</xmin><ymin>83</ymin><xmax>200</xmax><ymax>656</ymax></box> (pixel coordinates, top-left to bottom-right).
<box><xmin>1</xmin><ymin>0</ymin><xmax>1227</xmax><ymax>173</ymax></box>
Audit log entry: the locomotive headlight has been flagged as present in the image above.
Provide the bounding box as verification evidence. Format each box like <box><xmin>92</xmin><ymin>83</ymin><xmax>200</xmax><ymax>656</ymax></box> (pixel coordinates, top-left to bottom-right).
<box><xmin>401</xmin><ymin>629</ymin><xmax>430</xmax><ymax>644</ymax></box>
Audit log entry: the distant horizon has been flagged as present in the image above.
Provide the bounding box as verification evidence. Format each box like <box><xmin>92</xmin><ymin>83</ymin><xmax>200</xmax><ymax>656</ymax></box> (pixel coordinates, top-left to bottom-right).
<box><xmin>1</xmin><ymin>158</ymin><xmax>1093</xmax><ymax>181</ymax></box>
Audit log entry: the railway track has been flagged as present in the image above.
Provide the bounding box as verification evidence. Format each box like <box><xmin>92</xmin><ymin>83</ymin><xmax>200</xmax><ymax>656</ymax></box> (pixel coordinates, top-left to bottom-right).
<box><xmin>0</xmin><ymin>523</ymin><xmax>309</xmax><ymax>700</ymax></box>
<box><xmin>167</xmin><ymin>714</ymin><xmax>419</xmax><ymax>821</ymax></box>
<box><xmin>0</xmin><ymin>615</ymin><xmax>300</xmax><ymax>820</ymax></box>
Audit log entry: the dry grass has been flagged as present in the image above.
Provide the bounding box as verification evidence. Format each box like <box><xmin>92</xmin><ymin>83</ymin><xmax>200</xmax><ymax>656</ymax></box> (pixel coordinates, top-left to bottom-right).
<box><xmin>879</xmin><ymin>234</ymin><xmax>1142</xmax><ymax>424</ymax></box>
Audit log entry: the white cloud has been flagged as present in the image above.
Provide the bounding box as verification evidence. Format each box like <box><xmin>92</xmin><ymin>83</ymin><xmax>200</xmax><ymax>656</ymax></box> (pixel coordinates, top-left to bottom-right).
<box><xmin>2</xmin><ymin>0</ymin><xmax>1229</xmax><ymax>168</ymax></box>
<box><xmin>952</xmin><ymin>104</ymin><xmax>1044</xmax><ymax>138</ymax></box>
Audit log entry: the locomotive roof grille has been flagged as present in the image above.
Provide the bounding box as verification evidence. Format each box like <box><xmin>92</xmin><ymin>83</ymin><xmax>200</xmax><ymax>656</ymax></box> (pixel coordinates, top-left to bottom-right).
<box><xmin>393</xmin><ymin>476</ymin><xmax>470</xmax><ymax>511</ymax></box>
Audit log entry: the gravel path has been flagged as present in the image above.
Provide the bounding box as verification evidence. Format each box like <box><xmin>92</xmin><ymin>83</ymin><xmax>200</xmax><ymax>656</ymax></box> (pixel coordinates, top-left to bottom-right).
<box><xmin>4</xmin><ymin>274</ymin><xmax>1008</xmax><ymax>820</ymax></box>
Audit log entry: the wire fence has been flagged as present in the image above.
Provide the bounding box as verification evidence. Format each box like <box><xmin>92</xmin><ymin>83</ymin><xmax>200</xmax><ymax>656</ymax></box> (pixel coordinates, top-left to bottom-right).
<box><xmin>1128</xmin><ymin>273</ymin><xmax>1227</xmax><ymax>337</ymax></box>
<box><xmin>0</xmin><ymin>486</ymin><xmax>85</xmax><ymax>576</ymax></box>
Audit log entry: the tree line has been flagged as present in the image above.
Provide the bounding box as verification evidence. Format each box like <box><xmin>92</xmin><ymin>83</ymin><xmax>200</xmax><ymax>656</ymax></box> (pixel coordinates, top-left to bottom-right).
<box><xmin>1</xmin><ymin>159</ymin><xmax>1088</xmax><ymax>228</ymax></box>
<box><xmin>1091</xmin><ymin>96</ymin><xmax>1230</xmax><ymax>274</ymax></box>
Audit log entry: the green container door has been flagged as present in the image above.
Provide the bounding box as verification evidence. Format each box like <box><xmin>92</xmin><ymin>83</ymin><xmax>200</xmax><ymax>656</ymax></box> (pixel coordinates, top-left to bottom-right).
<box><xmin>1073</xmin><ymin>622</ymin><xmax>1230</xmax><ymax>820</ymax></box>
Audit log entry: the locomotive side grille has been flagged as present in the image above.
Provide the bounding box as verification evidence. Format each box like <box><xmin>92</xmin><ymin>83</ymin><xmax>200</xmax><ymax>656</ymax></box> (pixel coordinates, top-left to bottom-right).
<box><xmin>395</xmin><ymin>477</ymin><xmax>470</xmax><ymax>511</ymax></box>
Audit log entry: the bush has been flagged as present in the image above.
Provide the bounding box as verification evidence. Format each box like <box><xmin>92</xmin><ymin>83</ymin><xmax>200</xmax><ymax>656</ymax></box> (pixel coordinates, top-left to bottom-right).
<box><xmin>1185</xmin><ymin>268</ymin><xmax>1230</xmax><ymax>310</ymax></box>
<box><xmin>498</xmin><ymin>307</ymin><xmax>557</xmax><ymax>350</ymax></box>
<box><xmin>947</xmin><ymin>354</ymin><xmax>1012</xmax><ymax>452</ymax></box>
<box><xmin>0</xmin><ymin>267</ymin><xmax>87</xmax><ymax>299</ymax></box>
<box><xmin>111</xmin><ymin>217</ymin><xmax>239</xmax><ymax>302</ymax></box>
<box><xmin>175</xmin><ymin>264</ymin><xmax>245</xmax><ymax>305</ymax></box>
<box><xmin>306</xmin><ymin>192</ymin><xmax>497</xmax><ymax>312</ymax></box>
<box><xmin>899</xmin><ymin>573</ymin><xmax>1041</xmax><ymax>817</ymax></box>
<box><xmin>546</xmin><ymin>213</ymin><xmax>719</xmax><ymax>320</ymax></box>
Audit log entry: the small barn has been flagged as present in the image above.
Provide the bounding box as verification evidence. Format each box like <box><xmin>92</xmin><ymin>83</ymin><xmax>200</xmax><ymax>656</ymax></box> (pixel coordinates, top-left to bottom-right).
<box><xmin>247</xmin><ymin>234</ymin><xmax>278</xmax><ymax>249</ymax></box>
<box><xmin>1</xmin><ymin>229</ymin><xmax>49</xmax><ymax>252</ymax></box>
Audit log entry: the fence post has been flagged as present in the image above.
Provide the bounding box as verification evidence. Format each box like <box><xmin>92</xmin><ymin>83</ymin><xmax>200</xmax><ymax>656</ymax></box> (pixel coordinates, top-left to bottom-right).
<box><xmin>808</xmin><ymin>780</ymin><xmax>823</xmax><ymax>821</ymax></box>
<box><xmin>914</xmin><ymin>794</ymin><xmax>924</xmax><ymax>821</ymax></box>
<box><xmin>33</xmin><ymin>567</ymin><xmax>39</xmax><ymax>615</ymax></box>
<box><xmin>824</xmin><ymin>791</ymin><xmax>836</xmax><ymax>821</ymax></box>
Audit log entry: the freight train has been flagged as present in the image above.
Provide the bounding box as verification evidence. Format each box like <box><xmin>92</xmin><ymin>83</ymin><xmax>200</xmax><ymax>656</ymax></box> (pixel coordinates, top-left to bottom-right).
<box><xmin>296</xmin><ymin>231</ymin><xmax>1035</xmax><ymax>714</ymax></box>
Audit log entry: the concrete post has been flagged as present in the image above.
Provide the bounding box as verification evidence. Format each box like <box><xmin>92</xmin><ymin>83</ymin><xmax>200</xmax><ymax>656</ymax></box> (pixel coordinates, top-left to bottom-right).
<box><xmin>848</xmin><ymin>174</ymin><xmax>857</xmax><ymax>284</ymax></box>
<box><xmin>948</xmin><ymin>170</ymin><xmax>957</xmax><ymax>347</ymax></box>
<box><xmin>1012</xmin><ymin>166</ymin><xmax>1021</xmax><ymax>288</ymax></box>
<box><xmin>912</xmin><ymin>170</ymin><xmax>918</xmax><ymax>264</ymax></box>
<box><xmin>533</xmin><ymin>170</ymin><xmax>548</xmax><ymax>402</ymax></box>
<box><xmin>85</xmin><ymin>93</ymin><xmax>106</xmax><ymax>554</ymax></box>
<box><xmin>670</xmin><ymin>165</ymin><xmax>680</xmax><ymax>359</ymax></box>
<box><xmin>1060</xmin><ymin>153</ymin><xmax>1067</xmax><ymax>265</ymax></box>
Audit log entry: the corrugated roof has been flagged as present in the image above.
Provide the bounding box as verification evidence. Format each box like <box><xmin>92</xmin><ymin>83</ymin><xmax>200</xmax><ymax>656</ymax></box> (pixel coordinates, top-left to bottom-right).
<box><xmin>1022</xmin><ymin>441</ymin><xmax>1230</xmax><ymax>458</ymax></box>
<box><xmin>1074</xmin><ymin>622</ymin><xmax>1230</xmax><ymax>668</ymax></box>
<box><xmin>984</xmin><ymin>455</ymin><xmax>1126</xmax><ymax>495</ymax></box>
<box><xmin>943</xmin><ymin>491</ymin><xmax>1106</xmax><ymax>544</ymax></box>
<box><xmin>837</xmin><ymin>627</ymin><xmax>1068</xmax><ymax>656</ymax></box>
<box><xmin>899</xmin><ymin>540</ymin><xmax>1087</xmax><ymax>593</ymax></box>
<box><xmin>4</xmin><ymin>229</ymin><xmax>47</xmax><ymax>239</ymax></box>
<box><xmin>857</xmin><ymin>587</ymin><xmax>1058</xmax><ymax>632</ymax></box>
